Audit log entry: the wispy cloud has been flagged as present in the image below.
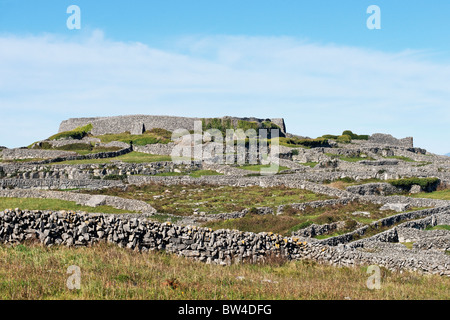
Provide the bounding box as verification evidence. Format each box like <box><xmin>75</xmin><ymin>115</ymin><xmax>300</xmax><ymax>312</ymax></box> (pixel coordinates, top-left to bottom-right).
<box><xmin>0</xmin><ymin>31</ymin><xmax>449</xmax><ymax>153</ymax></box>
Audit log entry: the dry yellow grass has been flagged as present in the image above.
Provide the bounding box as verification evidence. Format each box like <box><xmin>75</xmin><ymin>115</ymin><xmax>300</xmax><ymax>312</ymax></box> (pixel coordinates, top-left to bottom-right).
<box><xmin>0</xmin><ymin>242</ymin><xmax>448</xmax><ymax>300</ymax></box>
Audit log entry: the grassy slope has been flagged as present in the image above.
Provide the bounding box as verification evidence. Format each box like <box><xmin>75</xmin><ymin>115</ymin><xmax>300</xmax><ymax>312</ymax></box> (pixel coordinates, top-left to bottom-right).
<box><xmin>203</xmin><ymin>201</ymin><xmax>402</xmax><ymax>236</ymax></box>
<box><xmin>84</xmin><ymin>184</ymin><xmax>333</xmax><ymax>216</ymax></box>
<box><xmin>0</xmin><ymin>243</ymin><xmax>448</xmax><ymax>300</ymax></box>
<box><xmin>411</xmin><ymin>189</ymin><xmax>450</xmax><ymax>200</ymax></box>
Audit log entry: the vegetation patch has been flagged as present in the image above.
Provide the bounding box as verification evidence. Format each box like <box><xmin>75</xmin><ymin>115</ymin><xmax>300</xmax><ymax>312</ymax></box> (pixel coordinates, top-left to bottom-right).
<box><xmin>0</xmin><ymin>198</ymin><xmax>135</xmax><ymax>214</ymax></box>
<box><xmin>94</xmin><ymin>128</ymin><xmax>172</xmax><ymax>146</ymax></box>
<box><xmin>0</xmin><ymin>243</ymin><xmax>448</xmax><ymax>299</ymax></box>
<box><xmin>48</xmin><ymin>124</ymin><xmax>93</xmax><ymax>141</ymax></box>
<box><xmin>279</xmin><ymin>137</ymin><xmax>329</xmax><ymax>148</ymax></box>
<box><xmin>237</xmin><ymin>164</ymin><xmax>290</xmax><ymax>173</ymax></box>
<box><xmin>388</xmin><ymin>177</ymin><xmax>440</xmax><ymax>192</ymax></box>
<box><xmin>425</xmin><ymin>225</ymin><xmax>450</xmax><ymax>231</ymax></box>
<box><xmin>82</xmin><ymin>184</ymin><xmax>333</xmax><ymax>216</ymax></box>
<box><xmin>322</xmin><ymin>130</ymin><xmax>369</xmax><ymax>141</ymax></box>
<box><xmin>299</xmin><ymin>162</ymin><xmax>318</xmax><ymax>168</ymax></box>
<box><xmin>204</xmin><ymin>201</ymin><xmax>402</xmax><ymax>236</ymax></box>
<box><xmin>410</xmin><ymin>188</ymin><xmax>450</xmax><ymax>200</ymax></box>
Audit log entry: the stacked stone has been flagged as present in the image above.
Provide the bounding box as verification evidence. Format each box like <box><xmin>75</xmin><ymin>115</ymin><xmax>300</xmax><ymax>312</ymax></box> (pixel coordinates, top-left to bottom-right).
<box><xmin>1</xmin><ymin>209</ymin><xmax>449</xmax><ymax>275</ymax></box>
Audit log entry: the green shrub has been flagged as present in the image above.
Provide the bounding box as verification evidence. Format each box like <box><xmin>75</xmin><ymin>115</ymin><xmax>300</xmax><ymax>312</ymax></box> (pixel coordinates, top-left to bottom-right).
<box><xmin>342</xmin><ymin>130</ymin><xmax>369</xmax><ymax>140</ymax></box>
<box><xmin>388</xmin><ymin>177</ymin><xmax>440</xmax><ymax>192</ymax></box>
<box><xmin>280</xmin><ymin>137</ymin><xmax>329</xmax><ymax>148</ymax></box>
<box><xmin>48</xmin><ymin>124</ymin><xmax>93</xmax><ymax>141</ymax></box>
<box><xmin>322</xmin><ymin>134</ymin><xmax>339</xmax><ymax>140</ymax></box>
<box><xmin>261</xmin><ymin>121</ymin><xmax>281</xmax><ymax>130</ymax></box>
<box><xmin>337</xmin><ymin>135</ymin><xmax>352</xmax><ymax>143</ymax></box>
<box><xmin>291</xmin><ymin>149</ymin><xmax>299</xmax><ymax>156</ymax></box>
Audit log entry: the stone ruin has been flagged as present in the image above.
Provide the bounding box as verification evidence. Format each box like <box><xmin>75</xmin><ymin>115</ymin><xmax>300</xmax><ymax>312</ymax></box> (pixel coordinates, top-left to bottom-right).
<box><xmin>1</xmin><ymin>114</ymin><xmax>450</xmax><ymax>276</ymax></box>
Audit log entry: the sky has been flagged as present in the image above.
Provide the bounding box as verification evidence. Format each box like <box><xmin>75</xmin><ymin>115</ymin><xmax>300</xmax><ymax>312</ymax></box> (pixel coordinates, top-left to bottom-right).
<box><xmin>0</xmin><ymin>0</ymin><xmax>449</xmax><ymax>154</ymax></box>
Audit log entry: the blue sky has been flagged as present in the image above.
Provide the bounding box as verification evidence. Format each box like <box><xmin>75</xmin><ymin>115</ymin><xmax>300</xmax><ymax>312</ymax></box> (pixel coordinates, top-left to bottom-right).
<box><xmin>1</xmin><ymin>0</ymin><xmax>449</xmax><ymax>154</ymax></box>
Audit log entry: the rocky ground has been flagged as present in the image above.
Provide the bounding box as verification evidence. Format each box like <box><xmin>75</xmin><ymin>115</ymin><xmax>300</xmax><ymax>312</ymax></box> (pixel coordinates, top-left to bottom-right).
<box><xmin>1</xmin><ymin>128</ymin><xmax>450</xmax><ymax>276</ymax></box>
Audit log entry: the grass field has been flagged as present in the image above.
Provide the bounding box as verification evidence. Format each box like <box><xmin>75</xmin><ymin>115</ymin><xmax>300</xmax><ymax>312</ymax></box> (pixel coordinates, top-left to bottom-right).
<box><xmin>0</xmin><ymin>198</ymin><xmax>135</xmax><ymax>214</ymax></box>
<box><xmin>203</xmin><ymin>201</ymin><xmax>402</xmax><ymax>236</ymax></box>
<box><xmin>0</xmin><ymin>242</ymin><xmax>448</xmax><ymax>300</ymax></box>
<box><xmin>237</xmin><ymin>164</ymin><xmax>291</xmax><ymax>173</ymax></box>
<box><xmin>54</xmin><ymin>152</ymin><xmax>173</xmax><ymax>165</ymax></box>
<box><xmin>411</xmin><ymin>188</ymin><xmax>450</xmax><ymax>200</ymax></box>
<box><xmin>83</xmin><ymin>184</ymin><xmax>333</xmax><ymax>216</ymax></box>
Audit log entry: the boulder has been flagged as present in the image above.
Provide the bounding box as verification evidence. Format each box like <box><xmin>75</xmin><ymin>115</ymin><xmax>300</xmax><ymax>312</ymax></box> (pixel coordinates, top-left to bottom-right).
<box><xmin>380</xmin><ymin>203</ymin><xmax>411</xmax><ymax>212</ymax></box>
<box><xmin>85</xmin><ymin>195</ymin><xmax>107</xmax><ymax>207</ymax></box>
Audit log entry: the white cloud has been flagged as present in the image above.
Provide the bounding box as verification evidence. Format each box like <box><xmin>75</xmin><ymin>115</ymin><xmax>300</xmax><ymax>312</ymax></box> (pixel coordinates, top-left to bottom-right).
<box><xmin>0</xmin><ymin>31</ymin><xmax>449</xmax><ymax>154</ymax></box>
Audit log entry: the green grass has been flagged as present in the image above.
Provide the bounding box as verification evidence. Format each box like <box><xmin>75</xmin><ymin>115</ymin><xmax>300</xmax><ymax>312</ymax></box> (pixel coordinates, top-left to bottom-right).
<box><xmin>53</xmin><ymin>152</ymin><xmax>172</xmax><ymax>165</ymax></box>
<box><xmin>425</xmin><ymin>225</ymin><xmax>450</xmax><ymax>231</ymax></box>
<box><xmin>203</xmin><ymin>201</ymin><xmax>401</xmax><ymax>236</ymax></box>
<box><xmin>237</xmin><ymin>164</ymin><xmax>290</xmax><ymax>173</ymax></box>
<box><xmin>83</xmin><ymin>184</ymin><xmax>333</xmax><ymax>216</ymax></box>
<box><xmin>278</xmin><ymin>137</ymin><xmax>328</xmax><ymax>149</ymax></box>
<box><xmin>401</xmin><ymin>242</ymin><xmax>415</xmax><ymax>249</ymax></box>
<box><xmin>299</xmin><ymin>162</ymin><xmax>318</xmax><ymax>168</ymax></box>
<box><xmin>0</xmin><ymin>198</ymin><xmax>135</xmax><ymax>214</ymax></box>
<box><xmin>410</xmin><ymin>189</ymin><xmax>450</xmax><ymax>200</ymax></box>
<box><xmin>48</xmin><ymin>124</ymin><xmax>93</xmax><ymax>141</ymax></box>
<box><xmin>0</xmin><ymin>242</ymin><xmax>448</xmax><ymax>300</ymax></box>
<box><xmin>324</xmin><ymin>178</ymin><xmax>382</xmax><ymax>190</ymax></box>
<box><xmin>93</xmin><ymin>128</ymin><xmax>172</xmax><ymax>146</ymax></box>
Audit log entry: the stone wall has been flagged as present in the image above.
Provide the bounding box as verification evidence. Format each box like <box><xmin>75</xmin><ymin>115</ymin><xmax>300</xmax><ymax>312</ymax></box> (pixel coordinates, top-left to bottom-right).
<box><xmin>58</xmin><ymin>115</ymin><xmax>287</xmax><ymax>136</ymax></box>
<box><xmin>0</xmin><ymin>209</ymin><xmax>449</xmax><ymax>275</ymax></box>
<box><xmin>368</xmin><ymin>133</ymin><xmax>414</xmax><ymax>148</ymax></box>
<box><xmin>2</xmin><ymin>149</ymin><xmax>78</xmax><ymax>160</ymax></box>
<box><xmin>0</xmin><ymin>161</ymin><xmax>202</xmax><ymax>180</ymax></box>
<box><xmin>0</xmin><ymin>189</ymin><xmax>156</xmax><ymax>214</ymax></box>
<box><xmin>0</xmin><ymin>178</ymin><xmax>124</xmax><ymax>190</ymax></box>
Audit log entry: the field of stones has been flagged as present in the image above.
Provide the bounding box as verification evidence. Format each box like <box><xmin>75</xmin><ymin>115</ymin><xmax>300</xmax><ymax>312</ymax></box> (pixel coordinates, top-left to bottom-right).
<box><xmin>0</xmin><ymin>115</ymin><xmax>449</xmax><ymax>299</ymax></box>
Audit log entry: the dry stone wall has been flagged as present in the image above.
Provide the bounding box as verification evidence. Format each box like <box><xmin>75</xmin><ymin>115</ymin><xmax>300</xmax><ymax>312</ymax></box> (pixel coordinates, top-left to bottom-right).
<box><xmin>0</xmin><ymin>208</ymin><xmax>448</xmax><ymax>275</ymax></box>
<box><xmin>58</xmin><ymin>115</ymin><xmax>287</xmax><ymax>136</ymax></box>
<box><xmin>2</xmin><ymin>149</ymin><xmax>78</xmax><ymax>160</ymax></box>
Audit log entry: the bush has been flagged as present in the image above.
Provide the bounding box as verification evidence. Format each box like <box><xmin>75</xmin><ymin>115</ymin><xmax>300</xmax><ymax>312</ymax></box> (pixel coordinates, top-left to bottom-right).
<box><xmin>337</xmin><ymin>135</ymin><xmax>352</xmax><ymax>143</ymax></box>
<box><xmin>388</xmin><ymin>177</ymin><xmax>440</xmax><ymax>192</ymax></box>
<box><xmin>280</xmin><ymin>137</ymin><xmax>329</xmax><ymax>148</ymax></box>
<box><xmin>342</xmin><ymin>130</ymin><xmax>369</xmax><ymax>140</ymax></box>
<box><xmin>291</xmin><ymin>149</ymin><xmax>299</xmax><ymax>156</ymax></box>
<box><xmin>48</xmin><ymin>124</ymin><xmax>93</xmax><ymax>141</ymax></box>
<box><xmin>322</xmin><ymin>134</ymin><xmax>339</xmax><ymax>140</ymax></box>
